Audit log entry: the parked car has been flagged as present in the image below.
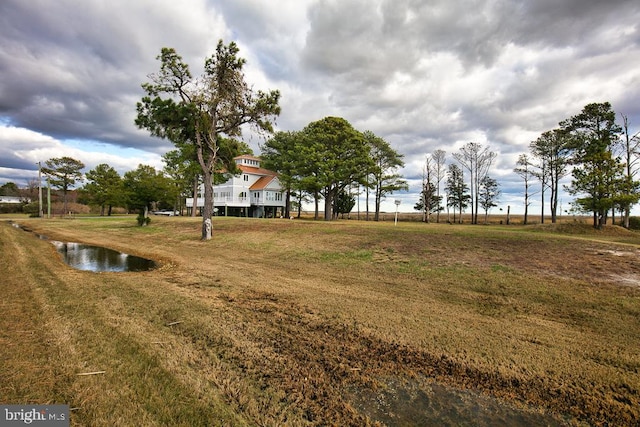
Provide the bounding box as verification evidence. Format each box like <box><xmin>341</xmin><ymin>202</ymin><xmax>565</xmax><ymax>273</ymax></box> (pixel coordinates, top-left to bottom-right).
<box><xmin>153</xmin><ymin>209</ymin><xmax>180</xmax><ymax>216</ymax></box>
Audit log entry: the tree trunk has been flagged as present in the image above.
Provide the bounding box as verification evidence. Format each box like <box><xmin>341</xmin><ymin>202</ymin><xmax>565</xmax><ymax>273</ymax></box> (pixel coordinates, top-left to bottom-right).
<box><xmin>63</xmin><ymin>188</ymin><xmax>69</xmax><ymax>217</ymax></box>
<box><xmin>357</xmin><ymin>185</ymin><xmax>360</xmax><ymax>220</ymax></box>
<box><xmin>141</xmin><ymin>206</ymin><xmax>149</xmax><ymax>226</ymax></box>
<box><xmin>201</xmin><ymin>170</ymin><xmax>214</xmax><ymax>240</ymax></box>
<box><xmin>324</xmin><ymin>187</ymin><xmax>333</xmax><ymax>221</ymax></box>
<box><xmin>422</xmin><ymin>187</ymin><xmax>427</xmax><ymax>223</ymax></box>
<box><xmin>435</xmin><ymin>186</ymin><xmax>441</xmax><ymax>224</ymax></box>
<box><xmin>540</xmin><ymin>182</ymin><xmax>545</xmax><ymax>224</ymax></box>
<box><xmin>285</xmin><ymin>188</ymin><xmax>291</xmax><ymax>218</ymax></box>
<box><xmin>611</xmin><ymin>208</ymin><xmax>616</xmax><ymax>226</ymax></box>
<box><xmin>624</xmin><ymin>206</ymin><xmax>631</xmax><ymax>228</ymax></box>
<box><xmin>365</xmin><ymin>181</ymin><xmax>370</xmax><ymax>221</ymax></box>
<box><xmin>191</xmin><ymin>177</ymin><xmax>199</xmax><ymax>217</ymax></box>
<box><xmin>550</xmin><ymin>179</ymin><xmax>558</xmax><ymax>223</ymax></box>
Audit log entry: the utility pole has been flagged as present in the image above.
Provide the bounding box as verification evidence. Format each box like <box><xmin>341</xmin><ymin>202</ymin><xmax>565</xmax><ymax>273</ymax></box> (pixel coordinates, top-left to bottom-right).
<box><xmin>37</xmin><ymin>162</ymin><xmax>43</xmax><ymax>218</ymax></box>
<box><xmin>47</xmin><ymin>178</ymin><xmax>51</xmax><ymax>219</ymax></box>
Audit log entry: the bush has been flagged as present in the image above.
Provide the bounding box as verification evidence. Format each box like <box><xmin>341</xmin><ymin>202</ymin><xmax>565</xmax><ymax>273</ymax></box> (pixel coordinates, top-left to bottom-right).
<box><xmin>22</xmin><ymin>202</ymin><xmax>40</xmax><ymax>217</ymax></box>
<box><xmin>0</xmin><ymin>203</ymin><xmax>25</xmax><ymax>214</ymax></box>
<box><xmin>628</xmin><ymin>216</ymin><xmax>640</xmax><ymax>230</ymax></box>
<box><xmin>136</xmin><ymin>214</ymin><xmax>151</xmax><ymax>226</ymax></box>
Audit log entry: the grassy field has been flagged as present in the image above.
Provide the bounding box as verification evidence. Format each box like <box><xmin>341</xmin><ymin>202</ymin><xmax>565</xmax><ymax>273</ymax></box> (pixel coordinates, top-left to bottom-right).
<box><xmin>1</xmin><ymin>215</ymin><xmax>640</xmax><ymax>426</ymax></box>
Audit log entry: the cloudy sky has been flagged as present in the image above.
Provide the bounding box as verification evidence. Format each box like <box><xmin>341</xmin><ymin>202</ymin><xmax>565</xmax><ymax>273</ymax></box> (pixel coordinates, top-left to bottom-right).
<box><xmin>1</xmin><ymin>0</ymin><xmax>639</xmax><ymax>214</ymax></box>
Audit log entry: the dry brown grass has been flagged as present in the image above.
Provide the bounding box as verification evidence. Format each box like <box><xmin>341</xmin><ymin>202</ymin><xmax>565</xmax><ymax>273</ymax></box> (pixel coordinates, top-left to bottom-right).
<box><xmin>2</xmin><ymin>216</ymin><xmax>640</xmax><ymax>426</ymax></box>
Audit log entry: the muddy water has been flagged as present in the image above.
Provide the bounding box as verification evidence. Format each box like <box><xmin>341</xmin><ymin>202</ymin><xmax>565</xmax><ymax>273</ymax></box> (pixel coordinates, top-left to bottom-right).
<box><xmin>50</xmin><ymin>241</ymin><xmax>156</xmax><ymax>272</ymax></box>
<box><xmin>10</xmin><ymin>221</ymin><xmax>155</xmax><ymax>272</ymax></box>
<box><xmin>348</xmin><ymin>378</ymin><xmax>567</xmax><ymax>426</ymax></box>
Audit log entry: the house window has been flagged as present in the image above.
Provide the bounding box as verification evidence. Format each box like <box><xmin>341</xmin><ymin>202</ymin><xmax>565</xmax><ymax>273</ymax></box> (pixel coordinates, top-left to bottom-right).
<box><xmin>275</xmin><ymin>192</ymin><xmax>282</xmax><ymax>201</ymax></box>
<box><xmin>243</xmin><ymin>175</ymin><xmax>249</xmax><ymax>181</ymax></box>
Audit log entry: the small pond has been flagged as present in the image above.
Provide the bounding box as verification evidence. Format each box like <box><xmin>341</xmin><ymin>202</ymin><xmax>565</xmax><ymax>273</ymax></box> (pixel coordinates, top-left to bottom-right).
<box><xmin>50</xmin><ymin>241</ymin><xmax>156</xmax><ymax>272</ymax></box>
<box><xmin>10</xmin><ymin>221</ymin><xmax>156</xmax><ymax>272</ymax></box>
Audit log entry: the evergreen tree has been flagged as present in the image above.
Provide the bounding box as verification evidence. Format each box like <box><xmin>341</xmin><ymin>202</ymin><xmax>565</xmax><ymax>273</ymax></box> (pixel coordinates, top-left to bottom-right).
<box><xmin>123</xmin><ymin>165</ymin><xmax>172</xmax><ymax>225</ymax></box>
<box><xmin>478</xmin><ymin>175</ymin><xmax>500</xmax><ymax>224</ymax></box>
<box><xmin>334</xmin><ymin>189</ymin><xmax>356</xmax><ymax>218</ymax></box>
<box><xmin>445</xmin><ymin>164</ymin><xmax>470</xmax><ymax>223</ymax></box>
<box><xmin>302</xmin><ymin>117</ymin><xmax>373</xmax><ymax>221</ymax></box>
<box><xmin>261</xmin><ymin>131</ymin><xmax>306</xmax><ymax>218</ymax></box>
<box><xmin>414</xmin><ymin>181</ymin><xmax>442</xmax><ymax>220</ymax></box>
<box><xmin>136</xmin><ymin>41</ymin><xmax>280</xmax><ymax>239</ymax></box>
<box><xmin>564</xmin><ymin>102</ymin><xmax>623</xmax><ymax>228</ymax></box>
<box><xmin>41</xmin><ymin>156</ymin><xmax>85</xmax><ymax>215</ymax></box>
<box><xmin>364</xmin><ymin>131</ymin><xmax>408</xmax><ymax>221</ymax></box>
<box><xmin>81</xmin><ymin>163</ymin><xmax>123</xmax><ymax>216</ymax></box>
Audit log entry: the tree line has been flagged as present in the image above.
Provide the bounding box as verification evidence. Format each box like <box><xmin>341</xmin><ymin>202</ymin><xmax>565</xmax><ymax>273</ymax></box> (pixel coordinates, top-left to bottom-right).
<box><xmin>0</xmin><ymin>156</ymin><xmax>187</xmax><ymax>223</ymax></box>
<box><xmin>415</xmin><ymin>143</ymin><xmax>501</xmax><ymax>225</ymax></box>
<box><xmin>260</xmin><ymin>118</ymin><xmax>407</xmax><ymax>221</ymax></box>
<box><xmin>414</xmin><ymin>102</ymin><xmax>640</xmax><ymax>229</ymax></box>
<box><xmin>515</xmin><ymin>102</ymin><xmax>639</xmax><ymax>229</ymax></box>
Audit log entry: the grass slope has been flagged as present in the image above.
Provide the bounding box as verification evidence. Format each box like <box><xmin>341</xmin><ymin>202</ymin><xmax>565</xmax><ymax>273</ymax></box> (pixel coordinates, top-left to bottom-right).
<box><xmin>1</xmin><ymin>216</ymin><xmax>640</xmax><ymax>426</ymax></box>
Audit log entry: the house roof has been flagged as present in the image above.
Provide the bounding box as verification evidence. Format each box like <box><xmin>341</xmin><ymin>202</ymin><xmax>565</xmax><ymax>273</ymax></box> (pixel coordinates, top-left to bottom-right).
<box><xmin>250</xmin><ymin>175</ymin><xmax>277</xmax><ymax>190</ymax></box>
<box><xmin>238</xmin><ymin>164</ymin><xmax>278</xmax><ymax>177</ymax></box>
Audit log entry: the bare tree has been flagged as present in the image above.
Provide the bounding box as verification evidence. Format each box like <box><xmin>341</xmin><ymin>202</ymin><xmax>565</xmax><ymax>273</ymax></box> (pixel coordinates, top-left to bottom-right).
<box><xmin>452</xmin><ymin>142</ymin><xmax>496</xmax><ymax>224</ymax></box>
<box><xmin>529</xmin><ymin>129</ymin><xmax>570</xmax><ymax>224</ymax></box>
<box><xmin>431</xmin><ymin>149</ymin><xmax>446</xmax><ymax>223</ymax></box>
<box><xmin>513</xmin><ymin>153</ymin><xmax>537</xmax><ymax>225</ymax></box>
<box><xmin>421</xmin><ymin>156</ymin><xmax>433</xmax><ymax>222</ymax></box>
<box><xmin>618</xmin><ymin>114</ymin><xmax>640</xmax><ymax>228</ymax></box>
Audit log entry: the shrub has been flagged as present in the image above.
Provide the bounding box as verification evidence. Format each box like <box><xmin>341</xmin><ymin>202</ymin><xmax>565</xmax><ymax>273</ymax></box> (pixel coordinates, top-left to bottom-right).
<box><xmin>0</xmin><ymin>203</ymin><xmax>25</xmax><ymax>214</ymax></box>
<box><xmin>22</xmin><ymin>202</ymin><xmax>40</xmax><ymax>217</ymax></box>
<box><xmin>627</xmin><ymin>216</ymin><xmax>640</xmax><ymax>230</ymax></box>
<box><xmin>136</xmin><ymin>214</ymin><xmax>151</xmax><ymax>226</ymax></box>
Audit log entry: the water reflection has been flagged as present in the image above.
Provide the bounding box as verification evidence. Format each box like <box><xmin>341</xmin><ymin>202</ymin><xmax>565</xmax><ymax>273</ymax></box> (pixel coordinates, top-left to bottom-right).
<box><xmin>51</xmin><ymin>241</ymin><xmax>156</xmax><ymax>272</ymax></box>
<box><xmin>348</xmin><ymin>378</ymin><xmax>567</xmax><ymax>426</ymax></box>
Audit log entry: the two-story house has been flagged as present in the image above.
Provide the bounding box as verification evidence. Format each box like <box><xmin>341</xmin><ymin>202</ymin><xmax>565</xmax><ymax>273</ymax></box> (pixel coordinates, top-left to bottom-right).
<box><xmin>186</xmin><ymin>155</ymin><xmax>285</xmax><ymax>218</ymax></box>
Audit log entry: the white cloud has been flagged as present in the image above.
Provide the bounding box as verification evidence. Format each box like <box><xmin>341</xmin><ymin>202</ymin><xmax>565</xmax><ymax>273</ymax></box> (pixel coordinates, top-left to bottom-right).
<box><xmin>0</xmin><ymin>125</ymin><xmax>163</xmax><ymax>184</ymax></box>
<box><xmin>1</xmin><ymin>0</ymin><xmax>639</xmax><ymax>213</ymax></box>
